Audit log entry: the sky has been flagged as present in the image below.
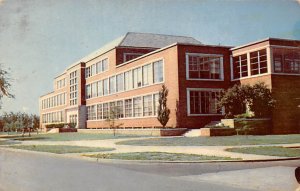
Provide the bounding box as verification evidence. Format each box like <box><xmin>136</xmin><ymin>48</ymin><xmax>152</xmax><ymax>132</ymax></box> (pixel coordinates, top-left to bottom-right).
<box><xmin>0</xmin><ymin>0</ymin><xmax>299</xmax><ymax>115</ymax></box>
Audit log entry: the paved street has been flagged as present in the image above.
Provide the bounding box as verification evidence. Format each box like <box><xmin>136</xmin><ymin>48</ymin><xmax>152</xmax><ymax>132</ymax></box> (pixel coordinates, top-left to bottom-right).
<box><xmin>1</xmin><ymin>148</ymin><xmax>299</xmax><ymax>191</ymax></box>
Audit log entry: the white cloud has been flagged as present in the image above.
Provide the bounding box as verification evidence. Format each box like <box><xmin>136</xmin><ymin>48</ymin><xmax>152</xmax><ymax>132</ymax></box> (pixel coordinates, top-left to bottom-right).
<box><xmin>22</xmin><ymin>106</ymin><xmax>29</xmax><ymax>112</ymax></box>
<box><xmin>0</xmin><ymin>0</ymin><xmax>4</xmax><ymax>5</ymax></box>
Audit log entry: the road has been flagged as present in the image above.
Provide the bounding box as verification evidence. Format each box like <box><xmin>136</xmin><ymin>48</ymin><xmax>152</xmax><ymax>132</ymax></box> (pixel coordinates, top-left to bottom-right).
<box><xmin>0</xmin><ymin>148</ymin><xmax>299</xmax><ymax>191</ymax></box>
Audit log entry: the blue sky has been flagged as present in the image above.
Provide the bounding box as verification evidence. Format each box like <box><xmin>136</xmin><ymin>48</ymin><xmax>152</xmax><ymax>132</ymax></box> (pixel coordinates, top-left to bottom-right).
<box><xmin>0</xmin><ymin>0</ymin><xmax>299</xmax><ymax>115</ymax></box>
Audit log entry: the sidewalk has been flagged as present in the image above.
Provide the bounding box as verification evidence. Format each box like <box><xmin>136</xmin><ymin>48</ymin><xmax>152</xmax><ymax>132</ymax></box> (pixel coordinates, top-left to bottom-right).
<box><xmin>18</xmin><ymin>137</ymin><xmax>300</xmax><ymax>161</ymax></box>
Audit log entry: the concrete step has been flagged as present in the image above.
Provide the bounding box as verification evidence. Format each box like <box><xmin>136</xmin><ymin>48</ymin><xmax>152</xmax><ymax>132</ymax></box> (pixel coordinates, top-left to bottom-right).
<box><xmin>184</xmin><ymin>129</ymin><xmax>201</xmax><ymax>137</ymax></box>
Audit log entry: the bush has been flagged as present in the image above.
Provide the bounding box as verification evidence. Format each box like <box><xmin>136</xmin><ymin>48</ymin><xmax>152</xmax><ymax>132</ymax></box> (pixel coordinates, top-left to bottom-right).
<box><xmin>218</xmin><ymin>82</ymin><xmax>275</xmax><ymax>118</ymax></box>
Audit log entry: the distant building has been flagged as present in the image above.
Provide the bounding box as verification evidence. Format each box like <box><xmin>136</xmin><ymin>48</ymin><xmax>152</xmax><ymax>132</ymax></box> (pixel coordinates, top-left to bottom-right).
<box><xmin>39</xmin><ymin>32</ymin><xmax>300</xmax><ymax>134</ymax></box>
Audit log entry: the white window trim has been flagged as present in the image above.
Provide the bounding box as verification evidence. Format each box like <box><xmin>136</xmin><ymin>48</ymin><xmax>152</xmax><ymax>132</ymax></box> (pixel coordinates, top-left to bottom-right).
<box><xmin>186</xmin><ymin>88</ymin><xmax>224</xmax><ymax>116</ymax></box>
<box><xmin>186</xmin><ymin>53</ymin><xmax>224</xmax><ymax>81</ymax></box>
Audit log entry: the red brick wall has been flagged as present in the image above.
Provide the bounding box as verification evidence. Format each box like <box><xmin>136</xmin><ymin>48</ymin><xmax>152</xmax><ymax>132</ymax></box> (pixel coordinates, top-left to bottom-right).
<box><xmin>176</xmin><ymin>45</ymin><xmax>232</xmax><ymax>129</ymax></box>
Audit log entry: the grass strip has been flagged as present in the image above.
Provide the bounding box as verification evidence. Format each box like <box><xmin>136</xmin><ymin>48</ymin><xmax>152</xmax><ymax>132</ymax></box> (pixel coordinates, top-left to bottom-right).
<box><xmin>117</xmin><ymin>135</ymin><xmax>300</xmax><ymax>146</ymax></box>
<box><xmin>1</xmin><ymin>133</ymin><xmax>144</xmax><ymax>142</ymax></box>
<box><xmin>226</xmin><ymin>146</ymin><xmax>300</xmax><ymax>157</ymax></box>
<box><xmin>9</xmin><ymin>145</ymin><xmax>115</xmax><ymax>154</ymax></box>
<box><xmin>85</xmin><ymin>152</ymin><xmax>238</xmax><ymax>161</ymax></box>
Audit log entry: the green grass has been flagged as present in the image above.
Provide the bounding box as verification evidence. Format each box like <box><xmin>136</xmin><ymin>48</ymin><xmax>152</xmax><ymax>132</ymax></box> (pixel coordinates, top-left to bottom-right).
<box><xmin>1</xmin><ymin>133</ymin><xmax>144</xmax><ymax>142</ymax></box>
<box><xmin>9</xmin><ymin>145</ymin><xmax>115</xmax><ymax>154</ymax></box>
<box><xmin>226</xmin><ymin>146</ymin><xmax>300</xmax><ymax>157</ymax></box>
<box><xmin>85</xmin><ymin>152</ymin><xmax>237</xmax><ymax>161</ymax></box>
<box><xmin>116</xmin><ymin>134</ymin><xmax>300</xmax><ymax>146</ymax></box>
<box><xmin>0</xmin><ymin>140</ymin><xmax>16</xmax><ymax>145</ymax></box>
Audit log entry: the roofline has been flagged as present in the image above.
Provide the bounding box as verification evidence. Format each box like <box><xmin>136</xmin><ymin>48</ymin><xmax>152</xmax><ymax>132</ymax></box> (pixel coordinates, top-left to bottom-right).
<box><xmin>231</xmin><ymin>37</ymin><xmax>300</xmax><ymax>51</ymax></box>
<box><xmin>117</xmin><ymin>42</ymin><xmax>232</xmax><ymax>68</ymax></box>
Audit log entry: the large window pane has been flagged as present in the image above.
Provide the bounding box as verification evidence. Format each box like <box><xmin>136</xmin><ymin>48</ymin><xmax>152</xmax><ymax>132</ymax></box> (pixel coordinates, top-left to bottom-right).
<box><xmin>189</xmin><ymin>90</ymin><xmax>222</xmax><ymax>114</ymax></box>
<box><xmin>142</xmin><ymin>64</ymin><xmax>152</xmax><ymax>86</ymax></box>
<box><xmin>116</xmin><ymin>73</ymin><xmax>124</xmax><ymax>92</ymax></box>
<box><xmin>143</xmin><ymin>95</ymin><xmax>152</xmax><ymax>116</ymax></box>
<box><xmin>103</xmin><ymin>79</ymin><xmax>109</xmax><ymax>95</ymax></box>
<box><xmin>124</xmin><ymin>70</ymin><xmax>133</xmax><ymax>91</ymax></box>
<box><xmin>153</xmin><ymin>60</ymin><xmax>164</xmax><ymax>83</ymax></box>
<box><xmin>187</xmin><ymin>54</ymin><xmax>222</xmax><ymax>79</ymax></box>
<box><xmin>133</xmin><ymin>97</ymin><xmax>142</xmax><ymax>117</ymax></box>
<box><xmin>133</xmin><ymin>67</ymin><xmax>142</xmax><ymax>88</ymax></box>
<box><xmin>125</xmin><ymin>99</ymin><xmax>132</xmax><ymax>118</ymax></box>
<box><xmin>109</xmin><ymin>76</ymin><xmax>116</xmax><ymax>94</ymax></box>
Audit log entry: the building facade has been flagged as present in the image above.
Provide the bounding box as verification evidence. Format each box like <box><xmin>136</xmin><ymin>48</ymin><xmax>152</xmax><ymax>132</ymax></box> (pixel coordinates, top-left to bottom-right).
<box><xmin>39</xmin><ymin>32</ymin><xmax>300</xmax><ymax>134</ymax></box>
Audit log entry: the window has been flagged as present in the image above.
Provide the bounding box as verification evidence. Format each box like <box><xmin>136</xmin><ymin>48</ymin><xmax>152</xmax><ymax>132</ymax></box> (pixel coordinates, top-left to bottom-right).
<box><xmin>273</xmin><ymin>48</ymin><xmax>300</xmax><ymax>74</ymax></box>
<box><xmin>142</xmin><ymin>64</ymin><xmax>152</xmax><ymax>86</ymax></box>
<box><xmin>116</xmin><ymin>100</ymin><xmax>124</xmax><ymax>118</ymax></box>
<box><xmin>188</xmin><ymin>89</ymin><xmax>222</xmax><ymax>115</ymax></box>
<box><xmin>153</xmin><ymin>60</ymin><xmax>164</xmax><ymax>83</ymax></box>
<box><xmin>87</xmin><ymin>105</ymin><xmax>96</xmax><ymax>120</ymax></box>
<box><xmin>233</xmin><ymin>54</ymin><xmax>248</xmax><ymax>79</ymax></box>
<box><xmin>124</xmin><ymin>53</ymin><xmax>144</xmax><ymax>62</ymax></box>
<box><xmin>125</xmin><ymin>99</ymin><xmax>132</xmax><ymax>118</ymax></box>
<box><xmin>124</xmin><ymin>70</ymin><xmax>133</xmax><ymax>91</ymax></box>
<box><xmin>86</xmin><ymin>84</ymin><xmax>91</xmax><ymax>99</ymax></box>
<box><xmin>103</xmin><ymin>103</ymin><xmax>109</xmax><ymax>119</ymax></box>
<box><xmin>143</xmin><ymin>95</ymin><xmax>152</xmax><ymax>116</ymax></box>
<box><xmin>133</xmin><ymin>97</ymin><xmax>142</xmax><ymax>117</ymax></box>
<box><xmin>133</xmin><ymin>67</ymin><xmax>142</xmax><ymax>88</ymax></box>
<box><xmin>187</xmin><ymin>54</ymin><xmax>222</xmax><ymax>80</ymax></box>
<box><xmin>97</xmin><ymin>80</ymin><xmax>103</xmax><ymax>96</ymax></box>
<box><xmin>153</xmin><ymin>93</ymin><xmax>159</xmax><ymax>116</ymax></box>
<box><xmin>250</xmin><ymin>49</ymin><xmax>267</xmax><ymax>75</ymax></box>
<box><xmin>92</xmin><ymin>82</ymin><xmax>97</xmax><ymax>98</ymax></box>
<box><xmin>116</xmin><ymin>73</ymin><xmax>124</xmax><ymax>92</ymax></box>
<box><xmin>102</xmin><ymin>58</ymin><xmax>108</xmax><ymax>71</ymax></box>
<box><xmin>69</xmin><ymin>70</ymin><xmax>78</xmax><ymax>105</ymax></box>
<box><xmin>109</xmin><ymin>76</ymin><xmax>116</xmax><ymax>94</ymax></box>
<box><xmin>97</xmin><ymin>104</ymin><xmax>103</xmax><ymax>120</ymax></box>
<box><xmin>103</xmin><ymin>79</ymin><xmax>109</xmax><ymax>96</ymax></box>
<box><xmin>85</xmin><ymin>67</ymin><xmax>91</xmax><ymax>78</ymax></box>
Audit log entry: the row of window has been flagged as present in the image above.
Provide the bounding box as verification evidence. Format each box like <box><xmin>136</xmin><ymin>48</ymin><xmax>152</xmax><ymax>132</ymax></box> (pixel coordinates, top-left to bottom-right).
<box><xmin>233</xmin><ymin>49</ymin><xmax>268</xmax><ymax>79</ymax></box>
<box><xmin>85</xmin><ymin>58</ymin><xmax>108</xmax><ymax>78</ymax></box>
<box><xmin>41</xmin><ymin>93</ymin><xmax>66</xmax><ymax>110</ymax></box>
<box><xmin>86</xmin><ymin>93</ymin><xmax>159</xmax><ymax>121</ymax></box>
<box><xmin>42</xmin><ymin>111</ymin><xmax>64</xmax><ymax>123</ymax></box>
<box><xmin>187</xmin><ymin>53</ymin><xmax>223</xmax><ymax>80</ymax></box>
<box><xmin>273</xmin><ymin>48</ymin><xmax>300</xmax><ymax>74</ymax></box>
<box><xmin>56</xmin><ymin>78</ymin><xmax>65</xmax><ymax>89</ymax></box>
<box><xmin>123</xmin><ymin>53</ymin><xmax>144</xmax><ymax>62</ymax></box>
<box><xmin>188</xmin><ymin>89</ymin><xmax>222</xmax><ymax>115</ymax></box>
<box><xmin>69</xmin><ymin>70</ymin><xmax>78</xmax><ymax>106</ymax></box>
<box><xmin>86</xmin><ymin>60</ymin><xmax>164</xmax><ymax>99</ymax></box>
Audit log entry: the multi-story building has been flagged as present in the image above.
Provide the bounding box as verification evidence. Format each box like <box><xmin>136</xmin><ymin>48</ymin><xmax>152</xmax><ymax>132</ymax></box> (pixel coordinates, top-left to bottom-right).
<box><xmin>39</xmin><ymin>32</ymin><xmax>300</xmax><ymax>134</ymax></box>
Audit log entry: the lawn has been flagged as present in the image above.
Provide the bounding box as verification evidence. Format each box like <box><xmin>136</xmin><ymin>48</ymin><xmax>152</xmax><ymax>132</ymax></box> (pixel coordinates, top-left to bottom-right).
<box><xmin>226</xmin><ymin>146</ymin><xmax>300</xmax><ymax>157</ymax></box>
<box><xmin>85</xmin><ymin>152</ymin><xmax>237</xmax><ymax>161</ymax></box>
<box><xmin>9</xmin><ymin>145</ymin><xmax>115</xmax><ymax>154</ymax></box>
<box><xmin>1</xmin><ymin>133</ymin><xmax>144</xmax><ymax>142</ymax></box>
<box><xmin>116</xmin><ymin>134</ymin><xmax>300</xmax><ymax>146</ymax></box>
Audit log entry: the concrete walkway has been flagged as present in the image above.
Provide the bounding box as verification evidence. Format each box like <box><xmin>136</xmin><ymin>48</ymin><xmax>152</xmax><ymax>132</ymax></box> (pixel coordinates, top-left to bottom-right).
<box><xmin>16</xmin><ymin>137</ymin><xmax>300</xmax><ymax>161</ymax></box>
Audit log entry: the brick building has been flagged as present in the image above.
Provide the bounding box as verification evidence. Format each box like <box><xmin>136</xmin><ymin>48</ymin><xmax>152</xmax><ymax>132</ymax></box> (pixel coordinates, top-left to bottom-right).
<box><xmin>39</xmin><ymin>32</ymin><xmax>300</xmax><ymax>134</ymax></box>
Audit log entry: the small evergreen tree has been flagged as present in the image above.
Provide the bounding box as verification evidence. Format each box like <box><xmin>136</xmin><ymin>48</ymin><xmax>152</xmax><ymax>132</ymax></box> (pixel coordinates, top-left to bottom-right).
<box><xmin>157</xmin><ymin>85</ymin><xmax>170</xmax><ymax>128</ymax></box>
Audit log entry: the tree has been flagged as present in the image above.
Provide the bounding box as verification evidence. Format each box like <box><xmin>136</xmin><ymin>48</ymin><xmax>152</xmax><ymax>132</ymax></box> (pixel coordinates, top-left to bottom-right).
<box><xmin>0</xmin><ymin>65</ymin><xmax>14</xmax><ymax>108</ymax></box>
<box><xmin>218</xmin><ymin>82</ymin><xmax>275</xmax><ymax>118</ymax></box>
<box><xmin>248</xmin><ymin>82</ymin><xmax>275</xmax><ymax>118</ymax></box>
<box><xmin>157</xmin><ymin>85</ymin><xmax>170</xmax><ymax>128</ymax></box>
<box><xmin>106</xmin><ymin>106</ymin><xmax>123</xmax><ymax>136</ymax></box>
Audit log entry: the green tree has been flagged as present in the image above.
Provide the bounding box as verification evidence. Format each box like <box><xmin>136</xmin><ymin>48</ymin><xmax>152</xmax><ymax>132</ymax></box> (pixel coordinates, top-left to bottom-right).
<box><xmin>218</xmin><ymin>82</ymin><xmax>275</xmax><ymax>118</ymax></box>
<box><xmin>157</xmin><ymin>85</ymin><xmax>170</xmax><ymax>128</ymax></box>
<box><xmin>248</xmin><ymin>82</ymin><xmax>275</xmax><ymax>118</ymax></box>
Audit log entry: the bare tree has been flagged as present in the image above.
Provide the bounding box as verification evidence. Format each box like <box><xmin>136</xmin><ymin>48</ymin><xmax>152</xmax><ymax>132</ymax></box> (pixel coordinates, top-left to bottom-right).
<box><xmin>0</xmin><ymin>65</ymin><xmax>14</xmax><ymax>108</ymax></box>
<box><xmin>106</xmin><ymin>106</ymin><xmax>123</xmax><ymax>136</ymax></box>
